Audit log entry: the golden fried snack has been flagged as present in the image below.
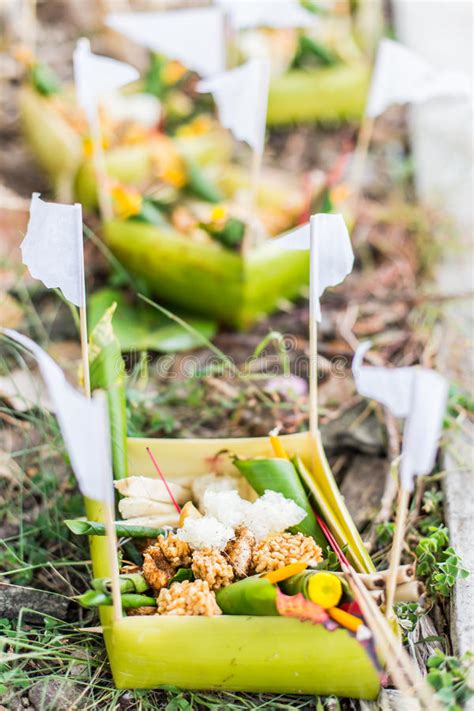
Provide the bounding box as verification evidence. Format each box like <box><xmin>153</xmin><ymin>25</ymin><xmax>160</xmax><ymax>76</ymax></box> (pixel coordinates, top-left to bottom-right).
<box><xmin>253</xmin><ymin>532</ymin><xmax>323</xmax><ymax>574</ymax></box>
<box><xmin>191</xmin><ymin>548</ymin><xmax>234</xmax><ymax>590</ymax></box>
<box><xmin>157</xmin><ymin>580</ymin><xmax>222</xmax><ymax>616</ymax></box>
<box><xmin>142</xmin><ymin>545</ymin><xmax>174</xmax><ymax>592</ymax></box>
<box><xmin>157</xmin><ymin>532</ymin><xmax>192</xmax><ymax>568</ymax></box>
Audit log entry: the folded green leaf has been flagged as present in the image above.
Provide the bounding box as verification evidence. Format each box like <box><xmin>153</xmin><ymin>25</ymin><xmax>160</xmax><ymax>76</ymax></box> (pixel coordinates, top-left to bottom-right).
<box><xmin>64</xmin><ymin>518</ymin><xmax>165</xmax><ymax>538</ymax></box>
<box><xmin>132</xmin><ymin>198</ymin><xmax>167</xmax><ymax>227</ymax></box>
<box><xmin>144</xmin><ymin>54</ymin><xmax>167</xmax><ymax>98</ymax></box>
<box><xmin>205</xmin><ymin>217</ymin><xmax>245</xmax><ymax>249</ymax></box>
<box><xmin>77</xmin><ymin>590</ymin><xmax>156</xmax><ymax>608</ymax></box>
<box><xmin>185</xmin><ymin>159</ymin><xmax>223</xmax><ymax>203</ymax></box>
<box><xmin>89</xmin><ymin>304</ymin><xmax>128</xmax><ymax>480</ymax></box>
<box><xmin>234</xmin><ymin>457</ymin><xmax>326</xmax><ymax>549</ymax></box>
<box><xmin>91</xmin><ymin>573</ymin><xmax>148</xmax><ymax>594</ymax></box>
<box><xmin>216</xmin><ymin>575</ymin><xmax>278</xmax><ymax>616</ymax></box>
<box><xmin>292</xmin><ymin>35</ymin><xmax>339</xmax><ymax>69</ymax></box>
<box><xmin>169</xmin><ymin>568</ymin><xmax>195</xmax><ymax>585</ymax></box>
<box><xmin>30</xmin><ymin>63</ymin><xmax>61</xmax><ymax>96</ymax></box>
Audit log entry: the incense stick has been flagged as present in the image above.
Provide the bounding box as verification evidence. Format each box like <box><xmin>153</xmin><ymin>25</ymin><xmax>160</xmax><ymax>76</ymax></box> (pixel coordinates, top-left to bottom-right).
<box><xmin>146</xmin><ymin>447</ymin><xmax>182</xmax><ymax>514</ymax></box>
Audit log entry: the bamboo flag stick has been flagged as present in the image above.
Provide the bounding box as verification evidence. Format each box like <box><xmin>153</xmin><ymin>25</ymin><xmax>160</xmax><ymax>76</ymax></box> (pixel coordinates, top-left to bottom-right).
<box><xmin>76</xmin><ymin>210</ymin><xmax>121</xmax><ymax>622</ymax></box>
<box><xmin>242</xmin><ymin>61</ymin><xmax>269</xmax><ymax>254</ymax></box>
<box><xmin>353</xmin><ymin>347</ymin><xmax>448</xmax><ymax>620</ymax></box>
<box><xmin>19</xmin><ymin>194</ymin><xmax>122</xmax><ymax>620</ymax></box>
<box><xmin>270</xmin><ymin>214</ymin><xmax>353</xmax><ymax>459</ymax></box>
<box><xmin>309</xmin><ymin>217</ymin><xmax>319</xmax><ymax>446</ymax></box>
<box><xmin>23</xmin><ymin>0</ymin><xmax>37</xmax><ymax>55</ymax></box>
<box><xmin>242</xmin><ymin>149</ymin><xmax>264</xmax><ymax>254</ymax></box>
<box><xmin>75</xmin><ymin>204</ymin><xmax>92</xmax><ymax>401</ymax></box>
<box><xmin>103</xmin><ymin>501</ymin><xmax>123</xmax><ymax>621</ymax></box>
<box><xmin>73</xmin><ymin>39</ymin><xmax>138</xmax><ymax>223</ymax></box>
<box><xmin>385</xmin><ymin>485</ymin><xmax>410</xmax><ymax>618</ymax></box>
<box><xmin>90</xmin><ymin>111</ymin><xmax>113</xmax><ymax>223</ymax></box>
<box><xmin>309</xmin><ymin>234</ymin><xmax>319</xmax><ymax>444</ymax></box>
<box><xmin>79</xmin><ymin>306</ymin><xmax>91</xmax><ymax>398</ymax></box>
<box><xmin>197</xmin><ymin>59</ymin><xmax>270</xmax><ymax>255</ymax></box>
<box><xmin>349</xmin><ymin>114</ymin><xmax>374</xmax><ymax>212</ymax></box>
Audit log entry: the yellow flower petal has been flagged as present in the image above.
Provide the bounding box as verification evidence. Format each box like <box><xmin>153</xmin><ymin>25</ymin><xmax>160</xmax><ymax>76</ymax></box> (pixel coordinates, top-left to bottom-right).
<box><xmin>210</xmin><ymin>205</ymin><xmax>227</xmax><ymax>223</ymax></box>
<box><xmin>330</xmin><ymin>184</ymin><xmax>350</xmax><ymax>205</ymax></box>
<box><xmin>111</xmin><ymin>185</ymin><xmax>142</xmax><ymax>219</ymax></box>
<box><xmin>162</xmin><ymin>60</ymin><xmax>187</xmax><ymax>85</ymax></box>
<box><xmin>162</xmin><ymin>166</ymin><xmax>187</xmax><ymax>188</ymax></box>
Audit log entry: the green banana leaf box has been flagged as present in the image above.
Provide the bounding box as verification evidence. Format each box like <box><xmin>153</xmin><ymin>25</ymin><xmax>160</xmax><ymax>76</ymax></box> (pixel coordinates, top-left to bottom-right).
<box><xmin>102</xmin><ymin>219</ymin><xmax>310</xmax><ymax>329</ymax></box>
<box><xmin>85</xmin><ymin>432</ymin><xmax>381</xmax><ymax>698</ymax></box>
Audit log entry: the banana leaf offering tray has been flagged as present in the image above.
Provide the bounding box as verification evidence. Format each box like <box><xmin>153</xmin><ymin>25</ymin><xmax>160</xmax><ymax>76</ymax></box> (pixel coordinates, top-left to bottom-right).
<box><xmin>18</xmin><ymin>17</ymin><xmax>371</xmax><ymax>328</ymax></box>
<box><xmin>19</xmin><ymin>79</ymin><xmax>315</xmax><ymax>328</ymax></box>
<box><xmin>69</xmin><ymin>431</ymin><xmax>383</xmax><ymax>698</ymax></box>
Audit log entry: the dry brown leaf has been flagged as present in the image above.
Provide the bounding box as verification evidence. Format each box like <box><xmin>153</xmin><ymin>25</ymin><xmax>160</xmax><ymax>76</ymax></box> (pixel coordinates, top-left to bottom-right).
<box><xmin>0</xmin><ymin>188</ymin><xmax>29</xmax><ymax>263</ymax></box>
<box><xmin>318</xmin><ymin>374</ymin><xmax>355</xmax><ymax>408</ymax></box>
<box><xmin>0</xmin><ymin>450</ymin><xmax>23</xmax><ymax>481</ymax></box>
<box><xmin>0</xmin><ymin>368</ymin><xmax>52</xmax><ymax>412</ymax></box>
<box><xmin>0</xmin><ymin>293</ymin><xmax>24</xmax><ymax>328</ymax></box>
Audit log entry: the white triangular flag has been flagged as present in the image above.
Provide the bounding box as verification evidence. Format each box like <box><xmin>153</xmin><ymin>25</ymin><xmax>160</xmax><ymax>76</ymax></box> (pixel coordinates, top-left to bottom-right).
<box><xmin>2</xmin><ymin>329</ymin><xmax>114</xmax><ymax>503</ymax></box>
<box><xmin>352</xmin><ymin>341</ymin><xmax>448</xmax><ymax>491</ymax></box>
<box><xmin>73</xmin><ymin>38</ymin><xmax>139</xmax><ymax>124</ymax></box>
<box><xmin>366</xmin><ymin>38</ymin><xmax>471</xmax><ymax>118</ymax></box>
<box><xmin>216</xmin><ymin>0</ymin><xmax>314</xmax><ymax>30</ymax></box>
<box><xmin>21</xmin><ymin>193</ymin><xmax>84</xmax><ymax>308</ymax></box>
<box><xmin>352</xmin><ymin>340</ymin><xmax>414</xmax><ymax>417</ymax></box>
<box><xmin>197</xmin><ymin>59</ymin><xmax>270</xmax><ymax>154</ymax></box>
<box><xmin>273</xmin><ymin>213</ymin><xmax>354</xmax><ymax>321</ymax></box>
<box><xmin>106</xmin><ymin>8</ymin><xmax>225</xmax><ymax>78</ymax></box>
<box><xmin>399</xmin><ymin>368</ymin><xmax>448</xmax><ymax>491</ymax></box>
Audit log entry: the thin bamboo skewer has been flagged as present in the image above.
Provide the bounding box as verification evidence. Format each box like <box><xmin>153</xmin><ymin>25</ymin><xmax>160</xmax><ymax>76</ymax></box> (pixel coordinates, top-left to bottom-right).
<box><xmin>270</xmin><ymin>427</ymin><xmax>430</xmax><ymax>698</ymax></box>
<box><xmin>318</xmin><ymin>516</ymin><xmax>440</xmax><ymax>710</ymax></box>
<box><xmin>79</xmin><ymin>306</ymin><xmax>91</xmax><ymax>399</ymax></box>
<box><xmin>349</xmin><ymin>115</ymin><xmax>374</xmax><ymax>211</ymax></box>
<box><xmin>90</xmin><ymin>111</ymin><xmax>113</xmax><ymax>222</ymax></box>
<box><xmin>102</xmin><ymin>470</ymin><xmax>123</xmax><ymax>621</ymax></box>
<box><xmin>242</xmin><ymin>60</ymin><xmax>269</xmax><ymax>254</ymax></box>
<box><xmin>385</xmin><ymin>486</ymin><xmax>411</xmax><ymax>617</ymax></box>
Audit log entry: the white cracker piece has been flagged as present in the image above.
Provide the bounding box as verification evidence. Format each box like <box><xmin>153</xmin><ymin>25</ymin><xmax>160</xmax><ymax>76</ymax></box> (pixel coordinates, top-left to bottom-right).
<box><xmin>115</xmin><ymin>475</ymin><xmax>190</xmax><ymax>504</ymax></box>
